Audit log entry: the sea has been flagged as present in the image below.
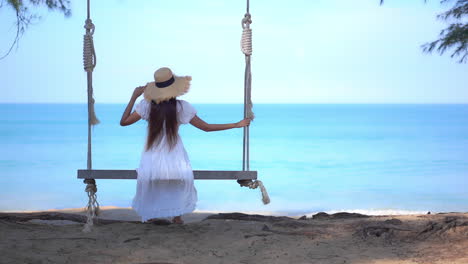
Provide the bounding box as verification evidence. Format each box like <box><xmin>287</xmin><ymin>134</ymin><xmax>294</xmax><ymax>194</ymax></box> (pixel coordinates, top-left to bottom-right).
<box><xmin>1</xmin><ymin>103</ymin><xmax>467</xmax><ymax>215</ymax></box>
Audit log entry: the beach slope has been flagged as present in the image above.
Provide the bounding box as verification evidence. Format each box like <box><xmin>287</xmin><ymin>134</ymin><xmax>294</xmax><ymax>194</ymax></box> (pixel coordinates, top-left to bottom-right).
<box><xmin>1</xmin><ymin>210</ymin><xmax>467</xmax><ymax>264</ymax></box>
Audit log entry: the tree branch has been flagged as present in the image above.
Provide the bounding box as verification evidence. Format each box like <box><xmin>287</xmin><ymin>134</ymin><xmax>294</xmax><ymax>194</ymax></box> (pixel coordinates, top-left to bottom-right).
<box><xmin>0</xmin><ymin>0</ymin><xmax>71</xmax><ymax>60</ymax></box>
<box><xmin>425</xmin><ymin>0</ymin><xmax>468</xmax><ymax>63</ymax></box>
<box><xmin>381</xmin><ymin>0</ymin><xmax>467</xmax><ymax>63</ymax></box>
<box><xmin>423</xmin><ymin>23</ymin><xmax>468</xmax><ymax>63</ymax></box>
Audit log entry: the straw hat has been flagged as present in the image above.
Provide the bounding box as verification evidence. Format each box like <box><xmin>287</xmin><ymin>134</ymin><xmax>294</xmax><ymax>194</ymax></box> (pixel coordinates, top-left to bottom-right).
<box><xmin>144</xmin><ymin>67</ymin><xmax>191</xmax><ymax>103</ymax></box>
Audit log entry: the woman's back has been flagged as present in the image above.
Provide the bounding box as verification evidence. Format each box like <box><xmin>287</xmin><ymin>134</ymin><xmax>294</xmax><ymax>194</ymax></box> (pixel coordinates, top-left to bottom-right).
<box><xmin>134</xmin><ymin>99</ymin><xmax>197</xmax><ymax>152</ymax></box>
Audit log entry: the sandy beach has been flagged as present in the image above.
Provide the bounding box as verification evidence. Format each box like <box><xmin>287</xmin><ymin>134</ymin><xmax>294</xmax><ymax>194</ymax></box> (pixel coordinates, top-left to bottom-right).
<box><xmin>1</xmin><ymin>207</ymin><xmax>467</xmax><ymax>264</ymax></box>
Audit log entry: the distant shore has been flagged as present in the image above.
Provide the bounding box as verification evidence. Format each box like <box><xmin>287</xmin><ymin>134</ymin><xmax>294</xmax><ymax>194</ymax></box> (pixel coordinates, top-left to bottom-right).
<box><xmin>1</xmin><ymin>207</ymin><xmax>467</xmax><ymax>263</ymax></box>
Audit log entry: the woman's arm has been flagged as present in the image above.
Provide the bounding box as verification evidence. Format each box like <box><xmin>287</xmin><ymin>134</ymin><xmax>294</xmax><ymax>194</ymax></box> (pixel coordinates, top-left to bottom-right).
<box><xmin>189</xmin><ymin>115</ymin><xmax>251</xmax><ymax>132</ymax></box>
<box><xmin>120</xmin><ymin>86</ymin><xmax>145</xmax><ymax>126</ymax></box>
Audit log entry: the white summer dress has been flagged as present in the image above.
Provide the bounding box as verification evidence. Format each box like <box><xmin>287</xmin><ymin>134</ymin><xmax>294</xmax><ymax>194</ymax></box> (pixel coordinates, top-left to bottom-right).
<box><xmin>131</xmin><ymin>99</ymin><xmax>198</xmax><ymax>222</ymax></box>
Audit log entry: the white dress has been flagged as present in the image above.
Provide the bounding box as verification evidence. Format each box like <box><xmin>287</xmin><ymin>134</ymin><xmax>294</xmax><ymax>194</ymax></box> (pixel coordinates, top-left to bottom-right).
<box><xmin>131</xmin><ymin>99</ymin><xmax>198</xmax><ymax>222</ymax></box>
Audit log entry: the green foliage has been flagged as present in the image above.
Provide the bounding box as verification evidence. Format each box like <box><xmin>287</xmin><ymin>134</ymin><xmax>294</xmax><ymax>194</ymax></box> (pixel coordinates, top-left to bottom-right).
<box><xmin>0</xmin><ymin>0</ymin><xmax>71</xmax><ymax>59</ymax></box>
<box><xmin>423</xmin><ymin>0</ymin><xmax>468</xmax><ymax>63</ymax></box>
<box><xmin>382</xmin><ymin>0</ymin><xmax>467</xmax><ymax>63</ymax></box>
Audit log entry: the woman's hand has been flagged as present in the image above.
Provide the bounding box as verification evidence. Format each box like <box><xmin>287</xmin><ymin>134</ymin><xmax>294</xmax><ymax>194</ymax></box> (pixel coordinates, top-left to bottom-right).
<box><xmin>235</xmin><ymin>118</ymin><xmax>251</xmax><ymax>128</ymax></box>
<box><xmin>132</xmin><ymin>85</ymin><xmax>146</xmax><ymax>99</ymax></box>
<box><xmin>121</xmin><ymin>86</ymin><xmax>144</xmax><ymax>126</ymax></box>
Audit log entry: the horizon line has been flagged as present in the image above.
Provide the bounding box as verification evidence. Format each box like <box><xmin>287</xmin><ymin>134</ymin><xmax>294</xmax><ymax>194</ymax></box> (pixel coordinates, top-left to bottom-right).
<box><xmin>2</xmin><ymin>102</ymin><xmax>468</xmax><ymax>105</ymax></box>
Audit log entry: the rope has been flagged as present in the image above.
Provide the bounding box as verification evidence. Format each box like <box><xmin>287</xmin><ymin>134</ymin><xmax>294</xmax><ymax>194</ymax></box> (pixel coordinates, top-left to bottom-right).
<box><xmin>83</xmin><ymin>19</ymin><xmax>96</xmax><ymax>72</ymax></box>
<box><xmin>82</xmin><ymin>2</ymin><xmax>99</xmax><ymax>232</ymax></box>
<box><xmin>82</xmin><ymin>180</ymin><xmax>100</xmax><ymax>232</ymax></box>
<box><xmin>239</xmin><ymin>180</ymin><xmax>271</xmax><ymax>205</ymax></box>
<box><xmin>241</xmin><ymin>14</ymin><xmax>252</xmax><ymax>56</ymax></box>
<box><xmin>83</xmin><ymin>19</ymin><xmax>99</xmax><ymax>126</ymax></box>
<box><xmin>241</xmin><ymin>13</ymin><xmax>254</xmax><ymax>121</ymax></box>
<box><xmin>239</xmin><ymin>2</ymin><xmax>270</xmax><ymax>205</ymax></box>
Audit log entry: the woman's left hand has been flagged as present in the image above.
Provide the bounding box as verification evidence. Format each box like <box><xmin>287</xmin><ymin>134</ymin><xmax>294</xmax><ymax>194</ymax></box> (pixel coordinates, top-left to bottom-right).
<box><xmin>132</xmin><ymin>85</ymin><xmax>146</xmax><ymax>98</ymax></box>
<box><xmin>235</xmin><ymin>118</ymin><xmax>251</xmax><ymax>128</ymax></box>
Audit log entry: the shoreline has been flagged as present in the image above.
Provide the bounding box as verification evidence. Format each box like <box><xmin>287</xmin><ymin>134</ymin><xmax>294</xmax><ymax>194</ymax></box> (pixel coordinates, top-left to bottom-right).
<box><xmin>0</xmin><ymin>205</ymin><xmax>453</xmax><ymax>216</ymax></box>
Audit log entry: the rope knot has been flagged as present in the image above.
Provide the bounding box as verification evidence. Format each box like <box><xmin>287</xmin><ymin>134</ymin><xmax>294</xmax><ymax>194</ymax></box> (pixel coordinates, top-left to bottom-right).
<box><xmin>82</xmin><ymin>180</ymin><xmax>100</xmax><ymax>232</ymax></box>
<box><xmin>240</xmin><ymin>13</ymin><xmax>252</xmax><ymax>56</ymax></box>
<box><xmin>83</xmin><ymin>19</ymin><xmax>97</xmax><ymax>73</ymax></box>
<box><xmin>241</xmin><ymin>13</ymin><xmax>252</xmax><ymax>29</ymax></box>
<box><xmin>84</xmin><ymin>19</ymin><xmax>95</xmax><ymax>35</ymax></box>
<box><xmin>85</xmin><ymin>183</ymin><xmax>97</xmax><ymax>193</ymax></box>
<box><xmin>82</xmin><ymin>18</ymin><xmax>99</xmax><ymax>126</ymax></box>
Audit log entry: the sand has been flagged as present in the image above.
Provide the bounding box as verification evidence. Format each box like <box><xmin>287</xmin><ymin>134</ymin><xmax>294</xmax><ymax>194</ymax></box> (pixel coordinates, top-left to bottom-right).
<box><xmin>1</xmin><ymin>207</ymin><xmax>467</xmax><ymax>264</ymax></box>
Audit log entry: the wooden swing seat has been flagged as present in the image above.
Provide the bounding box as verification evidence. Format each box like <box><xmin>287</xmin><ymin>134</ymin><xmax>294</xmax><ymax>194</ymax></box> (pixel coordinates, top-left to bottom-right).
<box><xmin>77</xmin><ymin>169</ymin><xmax>257</xmax><ymax>180</ymax></box>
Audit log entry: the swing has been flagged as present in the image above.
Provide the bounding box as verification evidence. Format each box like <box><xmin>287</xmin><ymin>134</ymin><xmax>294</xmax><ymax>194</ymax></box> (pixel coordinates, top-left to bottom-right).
<box><xmin>77</xmin><ymin>0</ymin><xmax>269</xmax><ymax>232</ymax></box>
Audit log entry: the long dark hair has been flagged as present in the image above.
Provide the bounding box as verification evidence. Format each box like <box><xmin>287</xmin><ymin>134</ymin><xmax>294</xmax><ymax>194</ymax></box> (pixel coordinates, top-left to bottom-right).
<box><xmin>146</xmin><ymin>98</ymin><xmax>179</xmax><ymax>150</ymax></box>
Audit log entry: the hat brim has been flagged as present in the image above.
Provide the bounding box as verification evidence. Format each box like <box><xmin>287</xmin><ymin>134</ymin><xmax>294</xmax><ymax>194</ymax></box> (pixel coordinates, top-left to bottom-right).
<box><xmin>144</xmin><ymin>75</ymin><xmax>191</xmax><ymax>103</ymax></box>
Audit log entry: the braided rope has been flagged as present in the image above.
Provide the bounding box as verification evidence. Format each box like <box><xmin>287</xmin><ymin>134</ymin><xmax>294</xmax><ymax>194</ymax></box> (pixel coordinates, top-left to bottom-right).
<box><xmin>82</xmin><ymin>180</ymin><xmax>100</xmax><ymax>232</ymax></box>
<box><xmin>239</xmin><ymin>8</ymin><xmax>270</xmax><ymax>205</ymax></box>
<box><xmin>241</xmin><ymin>13</ymin><xmax>254</xmax><ymax>121</ymax></box>
<box><xmin>82</xmin><ymin>15</ymin><xmax>99</xmax><ymax>233</ymax></box>
<box><xmin>83</xmin><ymin>19</ymin><xmax>99</xmax><ymax>126</ymax></box>
<box><xmin>241</xmin><ymin>13</ymin><xmax>252</xmax><ymax>56</ymax></box>
<box><xmin>83</xmin><ymin>19</ymin><xmax>96</xmax><ymax>72</ymax></box>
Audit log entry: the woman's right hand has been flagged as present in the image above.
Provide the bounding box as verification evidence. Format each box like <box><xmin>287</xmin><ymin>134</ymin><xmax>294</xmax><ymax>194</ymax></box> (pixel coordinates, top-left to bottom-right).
<box><xmin>236</xmin><ymin>118</ymin><xmax>251</xmax><ymax>128</ymax></box>
<box><xmin>132</xmin><ymin>85</ymin><xmax>146</xmax><ymax>99</ymax></box>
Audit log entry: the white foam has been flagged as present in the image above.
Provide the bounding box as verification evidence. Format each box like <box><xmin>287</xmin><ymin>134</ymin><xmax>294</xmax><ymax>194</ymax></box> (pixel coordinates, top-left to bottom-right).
<box><xmin>304</xmin><ymin>208</ymin><xmax>429</xmax><ymax>217</ymax></box>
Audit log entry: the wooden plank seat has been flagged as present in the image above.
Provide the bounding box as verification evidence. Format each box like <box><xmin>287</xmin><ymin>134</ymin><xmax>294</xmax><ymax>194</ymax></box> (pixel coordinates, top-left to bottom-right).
<box><xmin>77</xmin><ymin>169</ymin><xmax>257</xmax><ymax>180</ymax></box>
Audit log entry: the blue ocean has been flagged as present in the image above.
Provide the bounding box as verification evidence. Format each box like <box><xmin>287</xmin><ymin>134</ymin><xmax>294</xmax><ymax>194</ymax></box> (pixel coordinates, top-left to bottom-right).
<box><xmin>1</xmin><ymin>103</ymin><xmax>467</xmax><ymax>215</ymax></box>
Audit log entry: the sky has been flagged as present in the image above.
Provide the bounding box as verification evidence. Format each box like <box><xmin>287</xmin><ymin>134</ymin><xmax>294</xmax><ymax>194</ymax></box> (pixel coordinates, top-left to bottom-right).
<box><xmin>0</xmin><ymin>0</ymin><xmax>467</xmax><ymax>104</ymax></box>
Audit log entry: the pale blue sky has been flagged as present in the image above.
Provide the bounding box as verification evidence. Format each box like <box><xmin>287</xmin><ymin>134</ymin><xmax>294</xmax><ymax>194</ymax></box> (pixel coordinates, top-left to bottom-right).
<box><xmin>0</xmin><ymin>0</ymin><xmax>467</xmax><ymax>103</ymax></box>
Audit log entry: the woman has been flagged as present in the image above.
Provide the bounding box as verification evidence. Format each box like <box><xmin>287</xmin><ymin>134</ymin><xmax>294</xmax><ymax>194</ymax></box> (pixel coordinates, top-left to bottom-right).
<box><xmin>119</xmin><ymin>67</ymin><xmax>251</xmax><ymax>224</ymax></box>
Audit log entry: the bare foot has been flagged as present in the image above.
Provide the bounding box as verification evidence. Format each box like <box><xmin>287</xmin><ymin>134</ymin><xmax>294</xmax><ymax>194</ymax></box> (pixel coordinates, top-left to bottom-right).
<box><xmin>172</xmin><ymin>216</ymin><xmax>184</xmax><ymax>224</ymax></box>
